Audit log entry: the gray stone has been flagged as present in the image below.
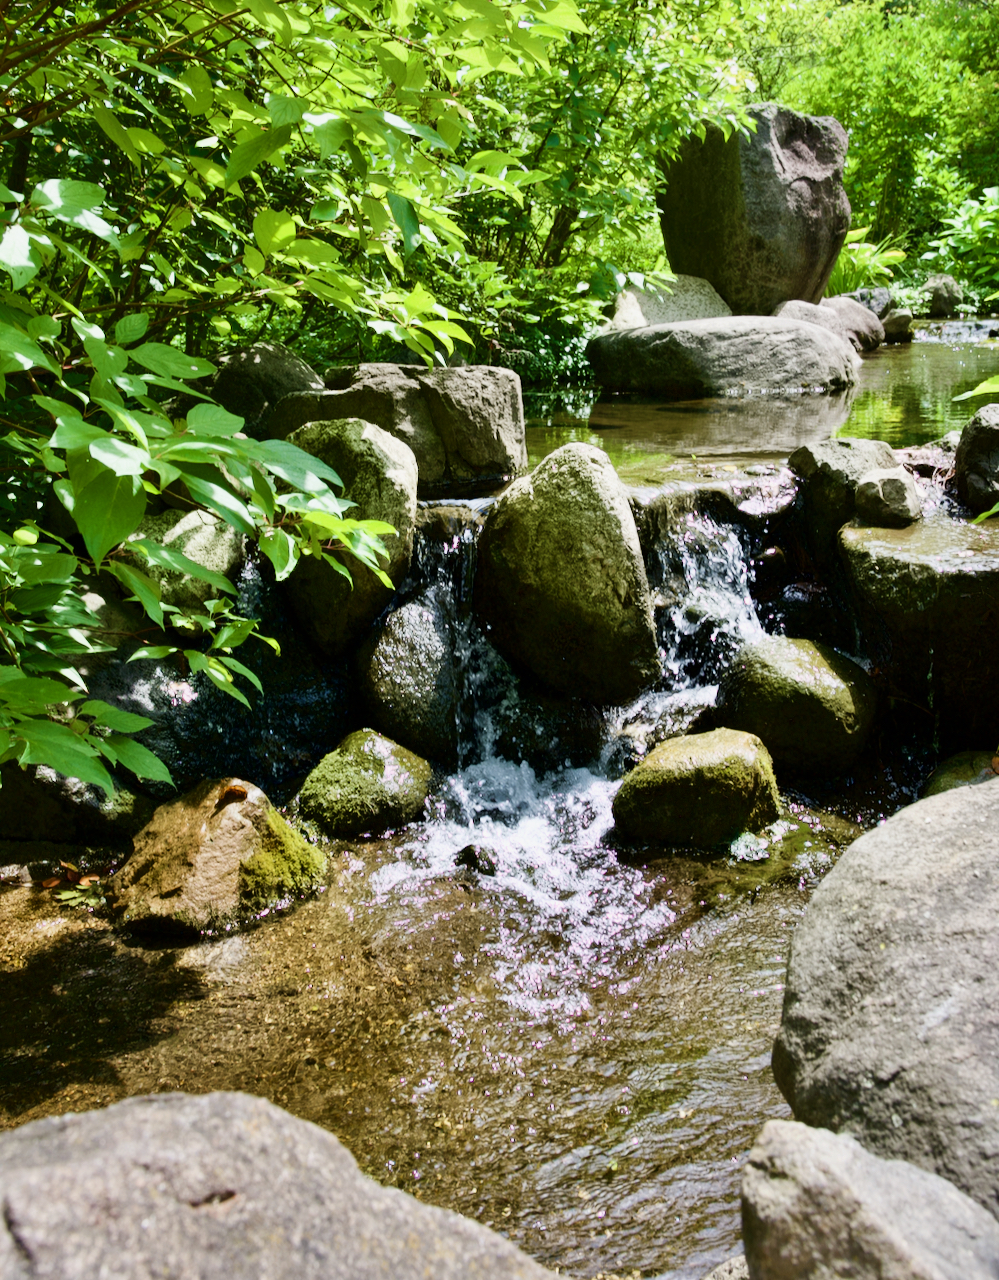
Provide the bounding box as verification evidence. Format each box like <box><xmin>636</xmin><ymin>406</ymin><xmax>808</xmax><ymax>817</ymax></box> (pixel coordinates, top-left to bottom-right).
<box><xmin>210</xmin><ymin>342</ymin><xmax>323</xmax><ymax>439</ymax></box>
<box><xmin>841</xmin><ymin>286</ymin><xmax>894</xmax><ymax>320</ymax></box>
<box><xmin>772</xmin><ymin>778</ymin><xmax>999</xmax><ymax>1218</ymax></box>
<box><xmin>955</xmin><ymin>403</ymin><xmax>999</xmax><ymax>515</ymax></box>
<box><xmin>473</xmin><ymin>443</ymin><xmax>660</xmax><ymax>705</ymax></box>
<box><xmin>702</xmin><ymin>1260</ymin><xmax>748</xmax><ymax>1280</ymax></box>
<box><xmin>107</xmin><ymin>778</ymin><xmax>324</xmax><ymax>936</ymax></box>
<box><xmin>0</xmin><ymin>761</ymin><xmax>155</xmax><ymax>846</ymax></box>
<box><xmin>839</xmin><ymin>513</ymin><xmax>999</xmax><ymax>751</ymax></box>
<box><xmin>297</xmin><ymin>729</ymin><xmax>432</xmax><ymax>837</ymax></box>
<box><xmin>657</xmin><ymin>103</ymin><xmax>851</xmax><ymax>316</ymax></box>
<box><xmin>608</xmin><ymin>275</ymin><xmax>732</xmax><ymax>328</ymax></box>
<box><xmin>882</xmin><ymin>307</ymin><xmax>914</xmax><ymax>343</ymax></box>
<box><xmin>922</xmin><ymin>750</ymin><xmax>997</xmax><ymax>797</ymax></box>
<box><xmin>854</xmin><ymin>466</ymin><xmax>922</xmax><ymax>527</ymax></box>
<box><xmin>586</xmin><ymin>316</ymin><xmax>858</xmax><ymax>398</ymax></box>
<box><xmin>715</xmin><ymin>635</ymin><xmax>876</xmax><ymax>776</ymax></box>
<box><xmin>742</xmin><ymin>1120</ymin><xmax>999</xmax><ymax>1280</ymax></box>
<box><xmin>263</xmin><ymin>364</ymin><xmax>526</xmax><ymax>498</ymax></box>
<box><xmin>788</xmin><ymin>436</ymin><xmax>897</xmax><ymax>572</ymax></box>
<box><xmin>924</xmin><ymin>273</ymin><xmax>963</xmax><ymax>318</ymax></box>
<box><xmin>285</xmin><ymin>418</ymin><xmax>418</xmax><ymax>657</ymax></box>
<box><xmin>357</xmin><ymin>589</ymin><xmax>459</xmax><ymax>766</ymax></box>
<box><xmin>774</xmin><ymin>297</ymin><xmax>883</xmax><ymax>352</ymax></box>
<box><xmin>0</xmin><ymin>1091</ymin><xmax>554</xmax><ymax>1280</ymax></box>
<box><xmin>124</xmin><ymin>509</ymin><xmax>244</xmax><ymax>615</ymax></box>
<box><xmin>612</xmin><ymin>727</ymin><xmax>780</xmax><ymax>848</ymax></box>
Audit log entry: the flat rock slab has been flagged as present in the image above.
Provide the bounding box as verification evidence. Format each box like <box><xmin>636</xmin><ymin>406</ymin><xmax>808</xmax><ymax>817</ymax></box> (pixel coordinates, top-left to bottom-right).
<box><xmin>772</xmin><ymin>778</ymin><xmax>999</xmax><ymax>1218</ymax></box>
<box><xmin>743</xmin><ymin>1120</ymin><xmax>999</xmax><ymax>1280</ymax></box>
<box><xmin>0</xmin><ymin>1091</ymin><xmax>555</xmax><ymax>1280</ymax></box>
<box><xmin>586</xmin><ymin>316</ymin><xmax>857</xmax><ymax>398</ymax></box>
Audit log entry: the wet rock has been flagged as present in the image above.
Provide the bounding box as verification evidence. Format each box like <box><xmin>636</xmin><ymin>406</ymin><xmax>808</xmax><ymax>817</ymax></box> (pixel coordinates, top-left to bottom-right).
<box><xmin>788</xmin><ymin>436</ymin><xmax>897</xmax><ymax>572</ymax></box>
<box><xmin>297</xmin><ymin>729</ymin><xmax>432</xmax><ymax>837</ymax></box>
<box><xmin>586</xmin><ymin>316</ymin><xmax>858</xmax><ymax>398</ymax></box>
<box><xmin>839</xmin><ymin>514</ymin><xmax>999</xmax><ymax>751</ymax></box>
<box><xmin>657</xmin><ymin>103</ymin><xmax>851</xmax><ymax>315</ymax></box>
<box><xmin>285</xmin><ymin>418</ymin><xmax>418</xmax><ymax>657</ymax></box>
<box><xmin>124</xmin><ymin>509</ymin><xmax>244</xmax><ymax>615</ymax></box>
<box><xmin>474</xmin><ymin>443</ymin><xmax>660</xmax><ymax>706</ymax></box>
<box><xmin>840</xmin><ymin>286</ymin><xmax>893</xmax><ymax>320</ymax></box>
<box><xmin>715</xmin><ymin>636</ymin><xmax>876</xmax><ymax>776</ymax></box>
<box><xmin>924</xmin><ymin>273</ymin><xmax>963</xmax><ymax>318</ymax></box>
<box><xmin>210</xmin><ymin>342</ymin><xmax>323</xmax><ymax>439</ymax></box>
<box><xmin>608</xmin><ymin>276</ymin><xmax>732</xmax><ymax>328</ymax></box>
<box><xmin>357</xmin><ymin>589</ymin><xmax>459</xmax><ymax>766</ymax></box>
<box><xmin>263</xmin><ymin>364</ymin><xmax>526</xmax><ymax>498</ymax></box>
<box><xmin>771</xmin><ymin>778</ymin><xmax>999</xmax><ymax>1218</ymax></box>
<box><xmin>0</xmin><ymin>761</ymin><xmax>156</xmax><ymax>847</ymax></box>
<box><xmin>955</xmin><ymin>403</ymin><xmax>999</xmax><ymax>515</ymax></box>
<box><xmin>923</xmin><ymin>750</ymin><xmax>998</xmax><ymax>797</ymax></box>
<box><xmin>882</xmin><ymin>307</ymin><xmax>914</xmax><ymax>343</ymax></box>
<box><xmin>107</xmin><ymin>778</ymin><xmax>323</xmax><ymax>936</ymax></box>
<box><xmin>854</xmin><ymin>466</ymin><xmax>922</xmax><ymax>527</ymax></box>
<box><xmin>455</xmin><ymin>844</ymin><xmax>497</xmax><ymax>876</ymax></box>
<box><xmin>742</xmin><ymin>1120</ymin><xmax>999</xmax><ymax>1280</ymax></box>
<box><xmin>612</xmin><ymin>727</ymin><xmax>780</xmax><ymax>848</ymax></box>
<box><xmin>774</xmin><ymin>297</ymin><xmax>884</xmax><ymax>352</ymax></box>
<box><xmin>0</xmin><ymin>1091</ymin><xmax>555</xmax><ymax>1280</ymax></box>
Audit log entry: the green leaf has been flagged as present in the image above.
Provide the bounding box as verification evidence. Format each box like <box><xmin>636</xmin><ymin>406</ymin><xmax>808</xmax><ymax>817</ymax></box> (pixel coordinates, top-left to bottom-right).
<box><xmin>259</xmin><ymin>527</ymin><xmax>298</xmax><ymax>580</ymax></box>
<box><xmin>225</xmin><ymin>125</ymin><xmax>293</xmax><ymax>188</ymax></box>
<box><xmin>185</xmin><ymin>403</ymin><xmax>245</xmax><ymax>437</ymax></box>
<box><xmin>129</xmin><ymin>343</ymin><xmax>215</xmax><ymax>379</ymax></box>
<box><xmin>128</xmin><ymin>537</ymin><xmax>237</xmax><ymax>595</ymax></box>
<box><xmin>90</xmin><ymin>436</ymin><xmax>149</xmax><ymax>477</ymax></box>
<box><xmin>127</xmin><ymin>645</ymin><xmax>175</xmax><ymax>661</ymax></box>
<box><xmin>104</xmin><ymin>733</ymin><xmax>173</xmax><ymax>783</ymax></box>
<box><xmin>32</xmin><ymin>180</ymin><xmax>117</xmax><ymax>244</ymax></box>
<box><xmin>13</xmin><ymin>720</ymin><xmax>115</xmax><ymax>797</ymax></box>
<box><xmin>387</xmin><ymin>193</ymin><xmax>422</xmax><ymax>257</ymax></box>
<box><xmin>253</xmin><ymin>208</ymin><xmax>297</xmax><ymax>255</ymax></box>
<box><xmin>954</xmin><ymin>376</ymin><xmax>999</xmax><ymax>401</ymax></box>
<box><xmin>269</xmin><ymin>95</ymin><xmax>307</xmax><ymax>127</ymax></box>
<box><xmin>72</xmin><ymin>469</ymin><xmax>146</xmax><ymax>564</ymax></box>
<box><xmin>105</xmin><ymin>559</ymin><xmax>164</xmax><ymax>626</ymax></box>
<box><xmin>78</xmin><ymin>699</ymin><xmax>154</xmax><ymax>732</ymax></box>
<box><xmin>253</xmin><ymin>439</ymin><xmax>344</xmax><ymax>492</ymax></box>
<box><xmin>114</xmin><ymin>313</ymin><xmax>150</xmax><ymax>346</ymax></box>
<box><xmin>0</xmin><ymin>224</ymin><xmax>46</xmax><ymax>289</ymax></box>
<box><xmin>178</xmin><ymin>64</ymin><xmax>214</xmax><ymax>115</ymax></box>
<box><xmin>93</xmin><ymin>104</ymin><xmax>141</xmax><ymax>167</ymax></box>
<box><xmin>0</xmin><ymin>321</ymin><xmax>59</xmax><ymax>375</ymax></box>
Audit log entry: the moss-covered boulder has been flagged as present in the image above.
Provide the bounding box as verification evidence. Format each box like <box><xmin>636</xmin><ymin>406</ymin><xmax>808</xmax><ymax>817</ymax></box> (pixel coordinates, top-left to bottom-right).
<box><xmin>298</xmin><ymin>729</ymin><xmax>432</xmax><ymax>837</ymax></box>
<box><xmin>715</xmin><ymin>635</ymin><xmax>876</xmax><ymax>776</ymax></box>
<box><xmin>107</xmin><ymin>779</ymin><xmax>323</xmax><ymax>936</ymax></box>
<box><xmin>923</xmin><ymin>751</ymin><xmax>998</xmax><ymax>797</ymax></box>
<box><xmin>612</xmin><ymin>727</ymin><xmax>780</xmax><ymax>848</ymax></box>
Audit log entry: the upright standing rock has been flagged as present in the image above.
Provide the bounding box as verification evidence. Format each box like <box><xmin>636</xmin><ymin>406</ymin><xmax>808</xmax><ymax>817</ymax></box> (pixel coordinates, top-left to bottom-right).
<box><xmin>658</xmin><ymin>104</ymin><xmax>851</xmax><ymax>316</ymax></box>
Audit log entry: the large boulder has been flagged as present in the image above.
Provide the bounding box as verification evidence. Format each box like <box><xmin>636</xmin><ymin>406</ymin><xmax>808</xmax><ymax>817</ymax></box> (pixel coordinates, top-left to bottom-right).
<box><xmin>586</xmin><ymin>316</ymin><xmax>858</xmax><ymax>398</ymax></box>
<box><xmin>612</xmin><ymin>727</ymin><xmax>780</xmax><ymax>848</ymax></box>
<box><xmin>788</xmin><ymin>436</ymin><xmax>898</xmax><ymax>572</ymax></box>
<box><xmin>297</xmin><ymin>729</ymin><xmax>432</xmax><ymax>837</ymax></box>
<box><xmin>772</xmin><ymin>778</ymin><xmax>999</xmax><ymax>1217</ymax></box>
<box><xmin>473</xmin><ymin>443</ymin><xmax>661</xmax><ymax>706</ymax></box>
<box><xmin>107</xmin><ymin>778</ymin><xmax>324</xmax><ymax>936</ymax></box>
<box><xmin>774</xmin><ymin>297</ymin><xmax>884</xmax><ymax>352</ymax></box>
<box><xmin>955</xmin><ymin>403</ymin><xmax>999</xmax><ymax>515</ymax></box>
<box><xmin>284</xmin><ymin>418</ymin><xmax>418</xmax><ymax>658</ymax></box>
<box><xmin>261</xmin><ymin>364</ymin><xmax>527</xmax><ymax>498</ymax></box>
<box><xmin>839</xmin><ymin>513</ymin><xmax>999</xmax><ymax>751</ymax></box>
<box><xmin>657</xmin><ymin>103</ymin><xmax>851</xmax><ymax>316</ymax></box>
<box><xmin>608</xmin><ymin>275</ymin><xmax>732</xmax><ymax>328</ymax></box>
<box><xmin>0</xmin><ymin>1091</ymin><xmax>555</xmax><ymax>1280</ymax></box>
<box><xmin>124</xmin><ymin>508</ymin><xmax>244</xmax><ymax>615</ymax></box>
<box><xmin>714</xmin><ymin>636</ymin><xmax>877</xmax><ymax>776</ymax></box>
<box><xmin>210</xmin><ymin>342</ymin><xmax>323</xmax><ymax>438</ymax></box>
<box><xmin>742</xmin><ymin>1120</ymin><xmax>999</xmax><ymax>1280</ymax></box>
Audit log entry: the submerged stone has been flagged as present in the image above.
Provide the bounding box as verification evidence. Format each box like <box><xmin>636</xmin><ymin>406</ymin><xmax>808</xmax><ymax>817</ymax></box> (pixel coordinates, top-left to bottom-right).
<box><xmin>715</xmin><ymin>636</ymin><xmax>876</xmax><ymax>776</ymax></box>
<box><xmin>612</xmin><ymin>727</ymin><xmax>780</xmax><ymax>849</ymax></box>
<box><xmin>298</xmin><ymin>729</ymin><xmax>432</xmax><ymax>837</ymax></box>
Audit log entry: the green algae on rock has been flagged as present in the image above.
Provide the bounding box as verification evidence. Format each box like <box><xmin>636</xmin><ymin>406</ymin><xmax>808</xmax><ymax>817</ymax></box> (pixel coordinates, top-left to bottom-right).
<box><xmin>298</xmin><ymin>729</ymin><xmax>433</xmax><ymax>837</ymax></box>
<box><xmin>612</xmin><ymin>727</ymin><xmax>781</xmax><ymax>849</ymax></box>
<box><xmin>107</xmin><ymin>778</ymin><xmax>324</xmax><ymax>936</ymax></box>
<box><xmin>922</xmin><ymin>751</ymin><xmax>998</xmax><ymax>798</ymax></box>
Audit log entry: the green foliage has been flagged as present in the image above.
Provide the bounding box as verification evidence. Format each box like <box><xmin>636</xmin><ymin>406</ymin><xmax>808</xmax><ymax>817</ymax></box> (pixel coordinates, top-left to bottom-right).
<box><xmin>921</xmin><ymin>188</ymin><xmax>999</xmax><ymax>297</ymax></box>
<box><xmin>825</xmin><ymin>227</ymin><xmax>906</xmax><ymax>297</ymax></box>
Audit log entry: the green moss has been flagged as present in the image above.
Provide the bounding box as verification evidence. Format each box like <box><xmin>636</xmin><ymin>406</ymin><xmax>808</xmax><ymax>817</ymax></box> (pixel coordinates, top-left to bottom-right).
<box><xmin>238</xmin><ymin>807</ymin><xmax>325</xmax><ymax>911</ymax></box>
<box><xmin>298</xmin><ymin>728</ymin><xmax>433</xmax><ymax>837</ymax></box>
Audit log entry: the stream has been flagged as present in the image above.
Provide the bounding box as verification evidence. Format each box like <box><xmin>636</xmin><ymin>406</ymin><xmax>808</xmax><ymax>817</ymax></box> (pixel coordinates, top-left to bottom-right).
<box><xmin>2</xmin><ymin>324</ymin><xmax>999</xmax><ymax>1278</ymax></box>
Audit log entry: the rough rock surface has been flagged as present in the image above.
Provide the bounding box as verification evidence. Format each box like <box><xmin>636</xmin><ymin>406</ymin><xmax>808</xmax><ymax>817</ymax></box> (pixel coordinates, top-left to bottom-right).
<box><xmin>839</xmin><ymin>513</ymin><xmax>999</xmax><ymax>750</ymax></box>
<box><xmin>854</xmin><ymin>466</ymin><xmax>922</xmax><ymax>527</ymax></box>
<box><xmin>124</xmin><ymin>508</ymin><xmax>244</xmax><ymax>614</ymax></box>
<box><xmin>474</xmin><ymin>443</ymin><xmax>660</xmax><ymax>705</ymax></box>
<box><xmin>0</xmin><ymin>1091</ymin><xmax>555</xmax><ymax>1280</ymax></box>
<box><xmin>841</xmin><ymin>286</ymin><xmax>893</xmax><ymax>320</ymax></box>
<box><xmin>285</xmin><ymin>417</ymin><xmax>418</xmax><ymax>657</ymax></box>
<box><xmin>612</xmin><ymin>727</ymin><xmax>780</xmax><ymax>848</ymax></box>
<box><xmin>608</xmin><ymin>275</ymin><xmax>732</xmax><ymax>328</ymax></box>
<box><xmin>955</xmin><ymin>403</ymin><xmax>999</xmax><ymax>515</ymax></box>
<box><xmin>210</xmin><ymin>342</ymin><xmax>323</xmax><ymax>438</ymax></box>
<box><xmin>775</xmin><ymin>297</ymin><xmax>884</xmax><ymax>352</ymax></box>
<box><xmin>262</xmin><ymin>364</ymin><xmax>526</xmax><ymax>497</ymax></box>
<box><xmin>772</xmin><ymin>779</ymin><xmax>999</xmax><ymax>1217</ymax></box>
<box><xmin>923</xmin><ymin>750</ymin><xmax>997</xmax><ymax>797</ymax></box>
<box><xmin>742</xmin><ymin>1120</ymin><xmax>999</xmax><ymax>1280</ymax></box>
<box><xmin>586</xmin><ymin>316</ymin><xmax>858</xmax><ymax>398</ymax></box>
<box><xmin>108</xmin><ymin>778</ymin><xmax>323</xmax><ymax>935</ymax></box>
<box><xmin>657</xmin><ymin>103</ymin><xmax>851</xmax><ymax>315</ymax></box>
<box><xmin>715</xmin><ymin>636</ymin><xmax>876</xmax><ymax>776</ymax></box>
<box><xmin>702</xmin><ymin>1260</ymin><xmax>748</xmax><ymax>1280</ymax></box>
<box><xmin>0</xmin><ymin>761</ymin><xmax>155</xmax><ymax>846</ymax></box>
<box><xmin>357</xmin><ymin>589</ymin><xmax>459</xmax><ymax>765</ymax></box>
<box><xmin>924</xmin><ymin>273</ymin><xmax>963</xmax><ymax>318</ymax></box>
<box><xmin>882</xmin><ymin>307</ymin><xmax>914</xmax><ymax>343</ymax></box>
<box><xmin>297</xmin><ymin>729</ymin><xmax>432</xmax><ymax>837</ymax></box>
<box><xmin>788</xmin><ymin>436</ymin><xmax>897</xmax><ymax>571</ymax></box>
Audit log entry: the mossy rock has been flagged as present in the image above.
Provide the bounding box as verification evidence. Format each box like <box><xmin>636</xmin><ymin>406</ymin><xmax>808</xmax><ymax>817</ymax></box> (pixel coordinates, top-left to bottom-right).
<box><xmin>923</xmin><ymin>751</ymin><xmax>998</xmax><ymax>798</ymax></box>
<box><xmin>612</xmin><ymin>727</ymin><xmax>781</xmax><ymax>849</ymax></box>
<box><xmin>298</xmin><ymin>729</ymin><xmax>432</xmax><ymax>837</ymax></box>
